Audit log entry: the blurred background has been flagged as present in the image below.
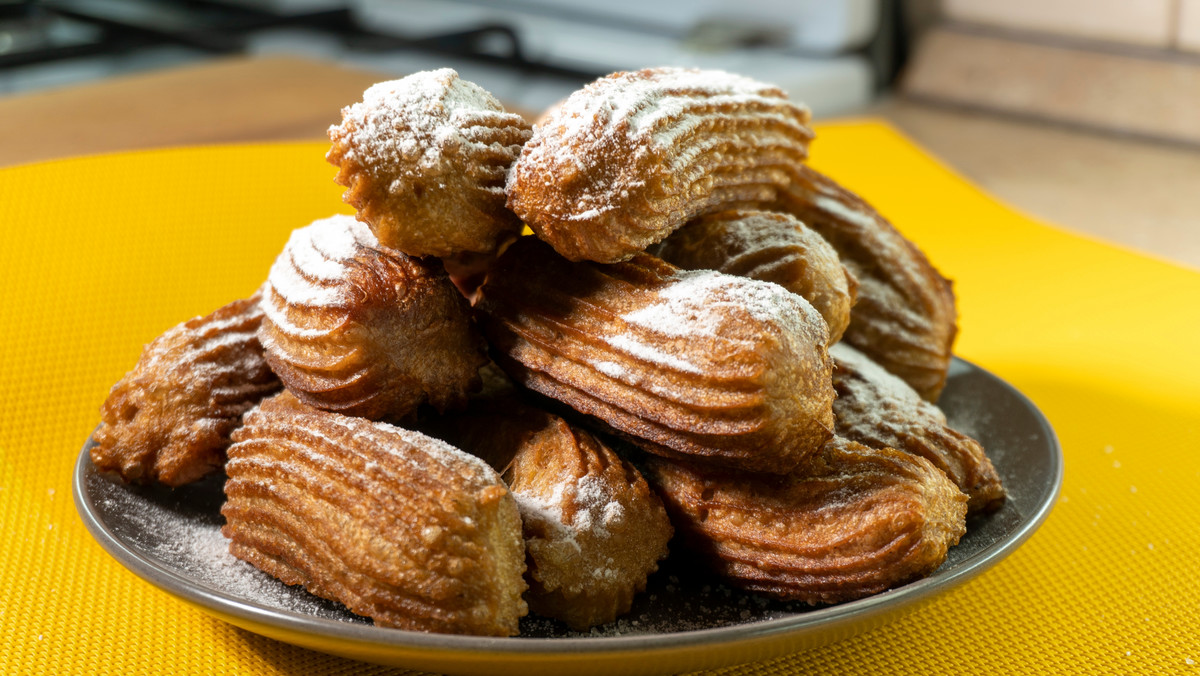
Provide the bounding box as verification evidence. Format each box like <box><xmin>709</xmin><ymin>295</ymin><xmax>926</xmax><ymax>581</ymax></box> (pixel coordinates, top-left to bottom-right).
<box><xmin>2</xmin><ymin>0</ymin><xmax>1197</xmax><ymax>267</ymax></box>
<box><xmin>0</xmin><ymin>0</ymin><xmax>904</xmax><ymax>111</ymax></box>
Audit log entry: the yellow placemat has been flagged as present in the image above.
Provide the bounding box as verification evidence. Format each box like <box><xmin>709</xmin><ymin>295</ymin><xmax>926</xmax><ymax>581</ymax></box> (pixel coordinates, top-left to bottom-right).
<box><xmin>1</xmin><ymin>122</ymin><xmax>1197</xmax><ymax>675</ymax></box>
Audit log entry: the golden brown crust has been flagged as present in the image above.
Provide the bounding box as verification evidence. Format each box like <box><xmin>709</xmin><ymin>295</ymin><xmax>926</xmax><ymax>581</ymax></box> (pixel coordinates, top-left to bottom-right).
<box><xmin>327</xmin><ymin>68</ymin><xmax>533</xmax><ymax>258</ymax></box>
<box><xmin>421</xmin><ymin>389</ymin><xmax>673</xmax><ymax>630</ymax></box>
<box><xmin>476</xmin><ymin>237</ymin><xmax>834</xmax><ymax>475</ymax></box>
<box><xmin>258</xmin><ymin>215</ymin><xmax>487</xmax><ymax>421</ymax></box>
<box><xmin>764</xmin><ymin>165</ymin><xmax>957</xmax><ymax>401</ymax></box>
<box><xmin>653</xmin><ymin>209</ymin><xmax>858</xmax><ymax>344</ymax></box>
<box><xmin>645</xmin><ymin>437</ymin><xmax>967</xmax><ymax>604</ymax></box>
<box><xmin>509</xmin><ymin>68</ymin><xmax>950</xmax><ymax>396</ymax></box>
<box><xmin>830</xmin><ymin>343</ymin><xmax>1005</xmax><ymax>513</ymax></box>
<box><xmin>507</xmin><ymin>67</ymin><xmax>813</xmax><ymax>263</ymax></box>
<box><xmin>91</xmin><ymin>292</ymin><xmax>280</xmax><ymax>486</ymax></box>
<box><xmin>222</xmin><ymin>391</ymin><xmax>527</xmax><ymax>636</ymax></box>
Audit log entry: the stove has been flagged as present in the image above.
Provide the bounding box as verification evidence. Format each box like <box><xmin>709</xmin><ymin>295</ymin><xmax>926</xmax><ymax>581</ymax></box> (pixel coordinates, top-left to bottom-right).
<box><xmin>0</xmin><ymin>0</ymin><xmax>900</xmax><ymax>115</ymax></box>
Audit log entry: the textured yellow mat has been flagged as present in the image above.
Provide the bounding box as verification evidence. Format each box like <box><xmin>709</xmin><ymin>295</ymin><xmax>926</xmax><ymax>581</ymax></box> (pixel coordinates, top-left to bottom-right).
<box><xmin>1</xmin><ymin>122</ymin><xmax>1198</xmax><ymax>675</ymax></box>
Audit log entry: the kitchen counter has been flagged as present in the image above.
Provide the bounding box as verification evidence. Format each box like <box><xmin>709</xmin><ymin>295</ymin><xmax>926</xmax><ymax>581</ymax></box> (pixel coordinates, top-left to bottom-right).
<box><xmin>2</xmin><ymin>55</ymin><xmax>1197</xmax><ymax>271</ymax></box>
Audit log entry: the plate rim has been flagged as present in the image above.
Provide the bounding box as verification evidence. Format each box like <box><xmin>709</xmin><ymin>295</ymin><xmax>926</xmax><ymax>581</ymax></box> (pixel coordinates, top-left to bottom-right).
<box><xmin>73</xmin><ymin>356</ymin><xmax>1063</xmax><ymax>659</ymax></box>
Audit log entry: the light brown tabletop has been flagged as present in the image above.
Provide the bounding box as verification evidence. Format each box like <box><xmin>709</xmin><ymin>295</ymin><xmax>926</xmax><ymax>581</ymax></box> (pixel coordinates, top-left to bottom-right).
<box><xmin>2</xmin><ymin>54</ymin><xmax>1197</xmax><ymax>270</ymax></box>
<box><xmin>0</xmin><ymin>56</ymin><xmax>386</xmax><ymax>168</ymax></box>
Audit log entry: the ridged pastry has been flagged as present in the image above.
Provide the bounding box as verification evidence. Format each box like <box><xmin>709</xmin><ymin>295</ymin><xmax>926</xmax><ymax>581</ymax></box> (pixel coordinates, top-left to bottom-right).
<box><xmin>765</xmin><ymin>165</ymin><xmax>957</xmax><ymax>401</ymax></box>
<box><xmin>328</xmin><ymin>68</ymin><xmax>533</xmax><ymax>258</ymax></box>
<box><xmin>91</xmin><ymin>292</ymin><xmax>280</xmax><ymax>486</ymax></box>
<box><xmin>509</xmin><ymin>67</ymin><xmax>952</xmax><ymax>396</ymax></box>
<box><xmin>831</xmin><ymin>343</ymin><xmax>1004</xmax><ymax>513</ymax></box>
<box><xmin>475</xmin><ymin>237</ymin><xmax>834</xmax><ymax>474</ymax></box>
<box><xmin>652</xmin><ymin>209</ymin><xmax>858</xmax><ymax>344</ymax></box>
<box><xmin>507</xmin><ymin>67</ymin><xmax>813</xmax><ymax>263</ymax></box>
<box><xmin>258</xmin><ymin>214</ymin><xmax>487</xmax><ymax>420</ymax></box>
<box><xmin>419</xmin><ymin>376</ymin><xmax>673</xmax><ymax>630</ymax></box>
<box><xmin>645</xmin><ymin>436</ymin><xmax>967</xmax><ymax>604</ymax></box>
<box><xmin>222</xmin><ymin>391</ymin><xmax>527</xmax><ymax>636</ymax></box>
<box><xmin>508</xmin><ymin>416</ymin><xmax>671</xmax><ymax>630</ymax></box>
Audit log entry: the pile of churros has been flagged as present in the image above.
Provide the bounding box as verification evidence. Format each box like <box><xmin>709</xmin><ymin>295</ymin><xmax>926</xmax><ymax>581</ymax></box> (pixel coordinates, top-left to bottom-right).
<box><xmin>91</xmin><ymin>67</ymin><xmax>1004</xmax><ymax>636</ymax></box>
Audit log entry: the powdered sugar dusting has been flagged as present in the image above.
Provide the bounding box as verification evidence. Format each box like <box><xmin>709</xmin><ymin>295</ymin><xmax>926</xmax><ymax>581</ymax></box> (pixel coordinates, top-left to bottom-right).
<box><xmin>604</xmin><ymin>334</ymin><xmax>702</xmax><ymax>374</ymax></box>
<box><xmin>197</xmin><ymin>306</ymin><xmax>263</xmax><ymax>337</ymax></box>
<box><xmin>515</xmin><ymin>67</ymin><xmax>811</xmax><ymax>226</ymax></box>
<box><xmin>515</xmin><ymin>471</ymin><xmax>628</xmax><ymax>582</ymax></box>
<box><xmin>333</xmin><ymin>68</ymin><xmax>522</xmax><ymax>176</ymax></box>
<box><xmin>267</xmin><ymin>216</ymin><xmax>372</xmax><ymax>308</ymax></box>
<box><xmin>573</xmin><ymin>474</ymin><xmax>623</xmax><ymax>534</ymax></box>
<box><xmin>317</xmin><ymin>213</ymin><xmax>377</xmax><ymax>255</ymax></box>
<box><xmin>515</xmin><ymin>488</ymin><xmax>577</xmax><ymax>549</ymax></box>
<box><xmin>521</xmin><ymin>475</ymin><xmax>614</xmax><ymax>533</ymax></box>
<box><xmin>592</xmin><ymin>360</ymin><xmax>626</xmax><ymax>378</ymax></box>
<box><xmin>267</xmin><ymin>258</ymin><xmax>344</xmax><ymax>308</ymax></box>
<box><xmin>142</xmin><ymin>324</ymin><xmax>260</xmax><ymax>376</ymax></box>
<box><xmin>92</xmin><ymin>472</ymin><xmax>355</xmax><ymax>620</ymax></box>
<box><xmin>301</xmin><ymin>215</ymin><xmax>377</xmax><ymax>280</ymax></box>
<box><xmin>366</xmin><ymin>416</ymin><xmax>501</xmax><ymax>480</ymax></box>
<box><xmin>157</xmin><ymin>522</ymin><xmax>338</xmax><ymax>614</ymax></box>
<box><xmin>623</xmin><ymin>269</ymin><xmax>821</xmax><ymax>343</ymax></box>
<box><xmin>551</xmin><ymin>68</ymin><xmax>796</xmax><ymax>151</ymax></box>
<box><xmin>244</xmin><ymin>399</ymin><xmax>501</xmax><ymax>484</ymax></box>
<box><xmin>569</xmin><ymin>207</ymin><xmax>606</xmax><ymax>221</ymax></box>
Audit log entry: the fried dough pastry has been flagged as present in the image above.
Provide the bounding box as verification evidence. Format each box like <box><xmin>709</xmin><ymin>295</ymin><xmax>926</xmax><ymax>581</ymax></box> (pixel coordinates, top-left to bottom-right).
<box><xmin>222</xmin><ymin>391</ymin><xmax>527</xmax><ymax>636</ymax></box>
<box><xmin>653</xmin><ymin>209</ymin><xmax>858</xmax><ymax>344</ymax></box>
<box><xmin>327</xmin><ymin>68</ymin><xmax>533</xmax><ymax>258</ymax></box>
<box><xmin>509</xmin><ymin>417</ymin><xmax>671</xmax><ymax>630</ymax></box>
<box><xmin>507</xmin><ymin>67</ymin><xmax>814</xmax><ymax>263</ymax></box>
<box><xmin>831</xmin><ymin>343</ymin><xmax>1004</xmax><ymax>513</ymax></box>
<box><xmin>509</xmin><ymin>68</ymin><xmax>951</xmax><ymax>394</ymax></box>
<box><xmin>646</xmin><ymin>436</ymin><xmax>967</xmax><ymax>604</ymax></box>
<box><xmin>763</xmin><ymin>165</ymin><xmax>957</xmax><ymax>401</ymax></box>
<box><xmin>258</xmin><ymin>214</ymin><xmax>487</xmax><ymax>420</ymax></box>
<box><xmin>422</xmin><ymin>387</ymin><xmax>672</xmax><ymax>630</ymax></box>
<box><xmin>476</xmin><ymin>237</ymin><xmax>834</xmax><ymax>475</ymax></box>
<box><xmin>91</xmin><ymin>292</ymin><xmax>280</xmax><ymax>486</ymax></box>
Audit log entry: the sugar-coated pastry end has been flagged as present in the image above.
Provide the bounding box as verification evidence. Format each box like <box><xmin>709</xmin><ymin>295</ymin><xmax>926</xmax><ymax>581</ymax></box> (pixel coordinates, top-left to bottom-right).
<box><xmin>258</xmin><ymin>214</ymin><xmax>488</xmax><ymax>421</ymax></box>
<box><xmin>328</xmin><ymin>69</ymin><xmax>533</xmax><ymax>258</ymax></box>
